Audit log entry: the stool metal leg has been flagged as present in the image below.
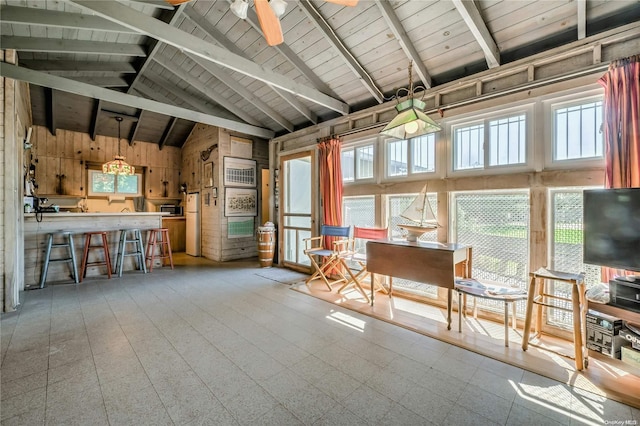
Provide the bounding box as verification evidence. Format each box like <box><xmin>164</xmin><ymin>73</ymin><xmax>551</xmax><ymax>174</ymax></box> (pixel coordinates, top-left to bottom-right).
<box><xmin>68</xmin><ymin>234</ymin><xmax>79</xmax><ymax>284</ymax></box>
<box><xmin>40</xmin><ymin>234</ymin><xmax>54</xmax><ymax>289</ymax></box>
<box><xmin>136</xmin><ymin>230</ymin><xmax>147</xmax><ymax>274</ymax></box>
<box><xmin>117</xmin><ymin>230</ymin><xmax>126</xmax><ymax>277</ymax></box>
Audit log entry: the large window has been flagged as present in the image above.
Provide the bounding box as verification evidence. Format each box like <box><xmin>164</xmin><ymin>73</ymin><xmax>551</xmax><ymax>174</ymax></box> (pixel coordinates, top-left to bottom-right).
<box><xmin>453</xmin><ymin>191</ymin><xmax>530</xmax><ymax>315</ymax></box>
<box><xmin>88</xmin><ymin>170</ymin><xmax>142</xmax><ymax>197</ymax></box>
<box><xmin>386</xmin><ymin>134</ymin><xmax>436</xmax><ymax>177</ymax></box>
<box><xmin>548</xmin><ymin>189</ymin><xmax>601</xmax><ymax>328</ymax></box>
<box><xmin>553</xmin><ymin>99</ymin><xmax>603</xmax><ymax>161</ymax></box>
<box><xmin>342</xmin><ymin>143</ymin><xmax>374</xmax><ymax>183</ymax></box>
<box><xmin>453</xmin><ymin>113</ymin><xmax>527</xmax><ymax>171</ymax></box>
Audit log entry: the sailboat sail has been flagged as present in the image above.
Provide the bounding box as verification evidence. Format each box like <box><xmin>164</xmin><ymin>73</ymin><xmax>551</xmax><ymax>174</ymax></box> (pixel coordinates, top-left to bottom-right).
<box><xmin>400</xmin><ymin>185</ymin><xmax>437</xmax><ymax>226</ymax></box>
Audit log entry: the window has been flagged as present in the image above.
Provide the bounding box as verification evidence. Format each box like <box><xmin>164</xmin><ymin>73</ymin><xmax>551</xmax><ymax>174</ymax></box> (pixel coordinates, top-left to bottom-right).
<box><xmin>553</xmin><ymin>99</ymin><xmax>603</xmax><ymax>161</ymax></box>
<box><xmin>386</xmin><ymin>133</ymin><xmax>435</xmax><ymax>177</ymax></box>
<box><xmin>548</xmin><ymin>188</ymin><xmax>601</xmax><ymax>329</ymax></box>
<box><xmin>452</xmin><ymin>191</ymin><xmax>530</xmax><ymax>315</ymax></box>
<box><xmin>453</xmin><ymin>113</ymin><xmax>527</xmax><ymax>171</ymax></box>
<box><xmin>342</xmin><ymin>143</ymin><xmax>374</xmax><ymax>183</ymax></box>
<box><xmin>88</xmin><ymin>170</ymin><xmax>142</xmax><ymax>197</ymax></box>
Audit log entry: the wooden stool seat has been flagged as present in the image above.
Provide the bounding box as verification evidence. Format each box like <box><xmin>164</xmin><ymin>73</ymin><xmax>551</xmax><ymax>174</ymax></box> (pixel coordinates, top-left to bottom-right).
<box><xmin>114</xmin><ymin>229</ymin><xmax>147</xmax><ymax>277</ymax></box>
<box><xmin>522</xmin><ymin>268</ymin><xmax>587</xmax><ymax>370</ymax></box>
<box><xmin>39</xmin><ymin>231</ymin><xmax>79</xmax><ymax>288</ymax></box>
<box><xmin>80</xmin><ymin>231</ymin><xmax>112</xmax><ymax>282</ymax></box>
<box><xmin>145</xmin><ymin>228</ymin><xmax>174</xmax><ymax>272</ymax></box>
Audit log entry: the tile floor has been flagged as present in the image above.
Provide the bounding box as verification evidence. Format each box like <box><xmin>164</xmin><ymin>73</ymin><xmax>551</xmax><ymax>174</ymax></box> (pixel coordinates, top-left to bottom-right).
<box><xmin>1</xmin><ymin>256</ymin><xmax>639</xmax><ymax>425</ymax></box>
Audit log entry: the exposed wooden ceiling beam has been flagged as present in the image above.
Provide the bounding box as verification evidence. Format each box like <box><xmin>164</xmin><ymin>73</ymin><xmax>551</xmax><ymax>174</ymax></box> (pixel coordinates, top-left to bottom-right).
<box><xmin>127</xmin><ymin>4</ymin><xmax>187</xmax><ymax>94</ymax></box>
<box><xmin>186</xmin><ymin>53</ymin><xmax>295</xmax><ymax>132</ymax></box>
<box><xmin>452</xmin><ymin>0</ymin><xmax>500</xmax><ymax>69</ymax></box>
<box><xmin>128</xmin><ymin>110</ymin><xmax>145</xmax><ymax>145</ymax></box>
<box><xmin>0</xmin><ymin>5</ymin><xmax>137</xmax><ymax>33</ymax></box>
<box><xmin>0</xmin><ymin>63</ymin><xmax>275</xmax><ymax>139</ymax></box>
<box><xmin>45</xmin><ymin>88</ymin><xmax>57</xmax><ymax>136</ymax></box>
<box><xmin>577</xmin><ymin>0</ymin><xmax>587</xmax><ymax>40</ymax></box>
<box><xmin>153</xmin><ymin>54</ymin><xmax>265</xmax><ymax>128</ymax></box>
<box><xmin>67</xmin><ymin>0</ymin><xmax>349</xmax><ymax>115</ymax></box>
<box><xmin>19</xmin><ymin>60</ymin><xmax>137</xmax><ymax>75</ymax></box>
<box><xmin>376</xmin><ymin>0</ymin><xmax>432</xmax><ymax>89</ymax></box>
<box><xmin>144</xmin><ymin>71</ymin><xmax>245</xmax><ymax>121</ymax></box>
<box><xmin>101</xmin><ymin>110</ymin><xmax>139</xmax><ymax>121</ymax></box>
<box><xmin>90</xmin><ymin>99</ymin><xmax>102</xmax><ymax>141</ymax></box>
<box><xmin>159</xmin><ymin>117</ymin><xmax>178</xmax><ymax>150</ymax></box>
<box><xmin>298</xmin><ymin>0</ymin><xmax>384</xmax><ymax>104</ymax></box>
<box><xmin>123</xmin><ymin>0</ymin><xmax>175</xmax><ymax>10</ymax></box>
<box><xmin>0</xmin><ymin>36</ymin><xmax>147</xmax><ymax>57</ymax></box>
<box><xmin>67</xmin><ymin>76</ymin><xmax>129</xmax><ymax>88</ymax></box>
<box><xmin>184</xmin><ymin>7</ymin><xmax>317</xmax><ymax>125</ymax></box>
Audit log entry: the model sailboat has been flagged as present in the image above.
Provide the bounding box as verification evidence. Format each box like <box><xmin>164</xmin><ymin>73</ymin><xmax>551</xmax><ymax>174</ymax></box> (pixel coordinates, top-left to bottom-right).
<box><xmin>399</xmin><ymin>185</ymin><xmax>438</xmax><ymax>241</ymax></box>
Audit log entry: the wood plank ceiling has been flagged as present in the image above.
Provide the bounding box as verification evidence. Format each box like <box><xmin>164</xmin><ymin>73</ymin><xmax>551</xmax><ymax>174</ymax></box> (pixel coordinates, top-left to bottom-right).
<box><xmin>1</xmin><ymin>0</ymin><xmax>639</xmax><ymax>148</ymax></box>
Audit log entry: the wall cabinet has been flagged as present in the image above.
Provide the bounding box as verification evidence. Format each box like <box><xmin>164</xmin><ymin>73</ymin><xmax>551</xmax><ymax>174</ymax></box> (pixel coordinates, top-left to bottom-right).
<box><xmin>146</xmin><ymin>167</ymin><xmax>181</xmax><ymax>199</ymax></box>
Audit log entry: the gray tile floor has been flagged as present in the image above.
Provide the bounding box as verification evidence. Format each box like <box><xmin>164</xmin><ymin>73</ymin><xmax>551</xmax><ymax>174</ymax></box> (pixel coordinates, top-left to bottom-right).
<box><xmin>2</xmin><ymin>259</ymin><xmax>638</xmax><ymax>425</ymax></box>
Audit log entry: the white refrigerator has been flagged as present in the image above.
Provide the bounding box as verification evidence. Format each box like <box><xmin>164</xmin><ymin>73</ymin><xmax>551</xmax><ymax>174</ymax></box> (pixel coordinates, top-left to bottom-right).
<box><xmin>186</xmin><ymin>193</ymin><xmax>201</xmax><ymax>256</ymax></box>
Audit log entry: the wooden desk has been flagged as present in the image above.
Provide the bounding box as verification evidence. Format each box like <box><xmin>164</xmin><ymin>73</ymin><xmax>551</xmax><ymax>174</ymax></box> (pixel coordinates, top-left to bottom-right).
<box><xmin>366</xmin><ymin>240</ymin><xmax>472</xmax><ymax>330</ymax></box>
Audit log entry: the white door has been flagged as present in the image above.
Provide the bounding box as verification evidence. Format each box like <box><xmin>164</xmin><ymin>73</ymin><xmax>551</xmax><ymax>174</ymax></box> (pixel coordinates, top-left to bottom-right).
<box><xmin>280</xmin><ymin>151</ymin><xmax>315</xmax><ymax>271</ymax></box>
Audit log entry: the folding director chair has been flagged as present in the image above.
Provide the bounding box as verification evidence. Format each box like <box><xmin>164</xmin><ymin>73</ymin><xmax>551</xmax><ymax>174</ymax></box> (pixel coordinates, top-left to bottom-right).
<box><xmin>303</xmin><ymin>225</ymin><xmax>351</xmax><ymax>291</ymax></box>
<box><xmin>337</xmin><ymin>226</ymin><xmax>390</xmax><ymax>302</ymax></box>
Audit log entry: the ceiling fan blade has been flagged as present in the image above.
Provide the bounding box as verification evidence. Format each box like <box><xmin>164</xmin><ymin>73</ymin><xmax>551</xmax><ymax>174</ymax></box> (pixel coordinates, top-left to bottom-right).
<box><xmin>323</xmin><ymin>0</ymin><xmax>358</xmax><ymax>6</ymax></box>
<box><xmin>254</xmin><ymin>0</ymin><xmax>284</xmax><ymax>46</ymax></box>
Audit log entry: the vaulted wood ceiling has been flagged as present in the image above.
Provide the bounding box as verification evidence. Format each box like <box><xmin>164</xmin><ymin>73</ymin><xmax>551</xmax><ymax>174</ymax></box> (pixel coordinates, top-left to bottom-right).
<box><xmin>1</xmin><ymin>0</ymin><xmax>639</xmax><ymax>147</ymax></box>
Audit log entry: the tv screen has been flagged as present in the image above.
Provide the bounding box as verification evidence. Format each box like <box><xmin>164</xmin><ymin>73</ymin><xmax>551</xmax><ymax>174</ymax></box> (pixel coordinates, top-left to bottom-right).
<box><xmin>583</xmin><ymin>188</ymin><xmax>640</xmax><ymax>272</ymax></box>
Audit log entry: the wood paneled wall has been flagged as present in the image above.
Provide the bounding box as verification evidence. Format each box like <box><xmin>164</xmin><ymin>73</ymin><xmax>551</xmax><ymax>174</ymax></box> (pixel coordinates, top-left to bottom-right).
<box><xmin>181</xmin><ymin>124</ymin><xmax>268</xmax><ymax>262</ymax></box>
<box><xmin>29</xmin><ymin>126</ymin><xmax>182</xmax><ymax>201</ymax></box>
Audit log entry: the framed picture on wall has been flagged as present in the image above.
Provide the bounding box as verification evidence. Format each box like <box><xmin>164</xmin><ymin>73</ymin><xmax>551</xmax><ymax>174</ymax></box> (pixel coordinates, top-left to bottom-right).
<box><xmin>224</xmin><ymin>187</ymin><xmax>257</xmax><ymax>217</ymax></box>
<box><xmin>230</xmin><ymin>136</ymin><xmax>253</xmax><ymax>158</ymax></box>
<box><xmin>203</xmin><ymin>162</ymin><xmax>213</xmax><ymax>187</ymax></box>
<box><xmin>223</xmin><ymin>157</ymin><xmax>256</xmax><ymax>188</ymax></box>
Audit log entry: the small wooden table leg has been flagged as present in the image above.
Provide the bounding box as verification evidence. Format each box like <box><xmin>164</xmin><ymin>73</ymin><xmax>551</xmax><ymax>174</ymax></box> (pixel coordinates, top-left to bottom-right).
<box><xmin>504</xmin><ymin>302</ymin><xmax>509</xmax><ymax>347</ymax></box>
<box><xmin>522</xmin><ymin>275</ymin><xmax>537</xmax><ymax>351</ymax></box>
<box><xmin>447</xmin><ymin>289</ymin><xmax>452</xmax><ymax>330</ymax></box>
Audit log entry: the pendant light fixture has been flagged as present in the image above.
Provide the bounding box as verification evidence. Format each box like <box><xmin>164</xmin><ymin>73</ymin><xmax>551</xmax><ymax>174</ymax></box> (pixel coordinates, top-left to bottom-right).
<box><xmin>380</xmin><ymin>61</ymin><xmax>441</xmax><ymax>140</ymax></box>
<box><xmin>102</xmin><ymin>116</ymin><xmax>135</xmax><ymax>175</ymax></box>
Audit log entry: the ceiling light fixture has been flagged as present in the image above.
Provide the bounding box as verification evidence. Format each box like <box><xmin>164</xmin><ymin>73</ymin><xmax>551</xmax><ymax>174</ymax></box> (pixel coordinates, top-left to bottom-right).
<box><xmin>230</xmin><ymin>0</ymin><xmax>249</xmax><ymax>19</ymax></box>
<box><xmin>270</xmin><ymin>0</ymin><xmax>288</xmax><ymax>18</ymax></box>
<box><xmin>380</xmin><ymin>61</ymin><xmax>442</xmax><ymax>140</ymax></box>
<box><xmin>102</xmin><ymin>117</ymin><xmax>135</xmax><ymax>175</ymax></box>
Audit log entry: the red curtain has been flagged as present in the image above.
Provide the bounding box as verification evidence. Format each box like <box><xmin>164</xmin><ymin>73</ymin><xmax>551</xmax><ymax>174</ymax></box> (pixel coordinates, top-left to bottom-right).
<box><xmin>318</xmin><ymin>137</ymin><xmax>343</xmax><ymax>248</ymax></box>
<box><xmin>597</xmin><ymin>55</ymin><xmax>640</xmax><ymax>281</ymax></box>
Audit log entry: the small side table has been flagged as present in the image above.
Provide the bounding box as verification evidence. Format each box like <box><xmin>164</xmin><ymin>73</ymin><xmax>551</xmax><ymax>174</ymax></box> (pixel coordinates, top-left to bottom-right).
<box><xmin>522</xmin><ymin>268</ymin><xmax>586</xmax><ymax>370</ymax></box>
<box><xmin>455</xmin><ymin>278</ymin><xmax>528</xmax><ymax>347</ymax></box>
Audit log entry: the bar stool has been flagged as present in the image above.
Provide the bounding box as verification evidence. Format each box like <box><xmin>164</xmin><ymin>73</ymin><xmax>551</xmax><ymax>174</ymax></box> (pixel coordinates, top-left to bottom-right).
<box><xmin>522</xmin><ymin>267</ymin><xmax>587</xmax><ymax>370</ymax></box>
<box><xmin>145</xmin><ymin>228</ymin><xmax>174</xmax><ymax>272</ymax></box>
<box><xmin>40</xmin><ymin>231</ymin><xmax>79</xmax><ymax>288</ymax></box>
<box><xmin>114</xmin><ymin>229</ymin><xmax>147</xmax><ymax>277</ymax></box>
<box><xmin>80</xmin><ymin>231</ymin><xmax>112</xmax><ymax>282</ymax></box>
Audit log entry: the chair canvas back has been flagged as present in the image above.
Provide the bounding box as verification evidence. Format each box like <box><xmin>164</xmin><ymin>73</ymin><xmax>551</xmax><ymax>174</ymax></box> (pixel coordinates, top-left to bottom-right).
<box><xmin>353</xmin><ymin>226</ymin><xmax>387</xmax><ymax>241</ymax></box>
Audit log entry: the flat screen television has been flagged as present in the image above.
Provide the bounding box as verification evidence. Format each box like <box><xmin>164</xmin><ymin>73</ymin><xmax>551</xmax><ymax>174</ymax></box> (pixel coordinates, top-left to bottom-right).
<box><xmin>583</xmin><ymin>188</ymin><xmax>640</xmax><ymax>272</ymax></box>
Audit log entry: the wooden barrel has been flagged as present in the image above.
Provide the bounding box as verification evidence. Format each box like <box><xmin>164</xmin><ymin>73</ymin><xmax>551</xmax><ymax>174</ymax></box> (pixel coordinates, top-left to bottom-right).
<box><xmin>257</xmin><ymin>227</ymin><xmax>275</xmax><ymax>267</ymax></box>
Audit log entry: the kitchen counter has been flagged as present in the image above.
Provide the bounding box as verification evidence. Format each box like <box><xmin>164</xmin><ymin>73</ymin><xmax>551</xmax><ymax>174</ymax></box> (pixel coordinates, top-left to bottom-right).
<box><xmin>24</xmin><ymin>212</ymin><xmax>167</xmax><ymax>287</ymax></box>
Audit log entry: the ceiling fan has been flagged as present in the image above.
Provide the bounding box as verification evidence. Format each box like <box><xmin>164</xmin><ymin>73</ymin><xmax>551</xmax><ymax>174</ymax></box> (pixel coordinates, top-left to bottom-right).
<box><xmin>233</xmin><ymin>0</ymin><xmax>359</xmax><ymax>46</ymax></box>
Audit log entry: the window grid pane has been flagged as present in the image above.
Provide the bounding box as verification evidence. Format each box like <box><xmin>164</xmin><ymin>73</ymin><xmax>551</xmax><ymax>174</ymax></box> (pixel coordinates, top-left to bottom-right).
<box><xmin>411</xmin><ymin>134</ymin><xmax>436</xmax><ymax>174</ymax></box>
<box><xmin>341</xmin><ymin>148</ymin><xmax>355</xmax><ymax>182</ymax></box>
<box><xmin>549</xmin><ymin>190</ymin><xmax>602</xmax><ymax>329</ymax></box>
<box><xmin>489</xmin><ymin>114</ymin><xmax>526</xmax><ymax>166</ymax></box>
<box><xmin>454</xmin><ymin>124</ymin><xmax>484</xmax><ymax>170</ymax></box>
<box><xmin>454</xmin><ymin>192</ymin><xmax>530</xmax><ymax>315</ymax></box>
<box><xmin>388</xmin><ymin>194</ymin><xmax>438</xmax><ymax>298</ymax></box>
<box><xmin>356</xmin><ymin>145</ymin><xmax>374</xmax><ymax>179</ymax></box>
<box><xmin>554</xmin><ymin>101</ymin><xmax>603</xmax><ymax>161</ymax></box>
<box><xmin>387</xmin><ymin>140</ymin><xmax>408</xmax><ymax>176</ymax></box>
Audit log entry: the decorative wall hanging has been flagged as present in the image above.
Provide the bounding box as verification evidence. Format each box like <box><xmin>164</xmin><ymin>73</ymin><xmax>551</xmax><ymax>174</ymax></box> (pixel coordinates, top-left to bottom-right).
<box><xmin>203</xmin><ymin>162</ymin><xmax>213</xmax><ymax>188</ymax></box>
<box><xmin>225</xmin><ymin>187</ymin><xmax>257</xmax><ymax>217</ymax></box>
<box><xmin>224</xmin><ymin>157</ymin><xmax>257</xmax><ymax>187</ymax></box>
<box><xmin>227</xmin><ymin>217</ymin><xmax>255</xmax><ymax>238</ymax></box>
<box><xmin>230</xmin><ymin>136</ymin><xmax>253</xmax><ymax>158</ymax></box>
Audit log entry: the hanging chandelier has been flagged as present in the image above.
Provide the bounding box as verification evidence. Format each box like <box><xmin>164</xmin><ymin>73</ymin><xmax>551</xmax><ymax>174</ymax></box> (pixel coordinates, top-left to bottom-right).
<box><xmin>102</xmin><ymin>116</ymin><xmax>135</xmax><ymax>175</ymax></box>
<box><xmin>380</xmin><ymin>61</ymin><xmax>442</xmax><ymax>140</ymax></box>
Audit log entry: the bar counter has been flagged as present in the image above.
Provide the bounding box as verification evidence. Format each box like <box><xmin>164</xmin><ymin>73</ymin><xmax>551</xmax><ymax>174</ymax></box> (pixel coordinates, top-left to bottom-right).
<box><xmin>24</xmin><ymin>212</ymin><xmax>167</xmax><ymax>287</ymax></box>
